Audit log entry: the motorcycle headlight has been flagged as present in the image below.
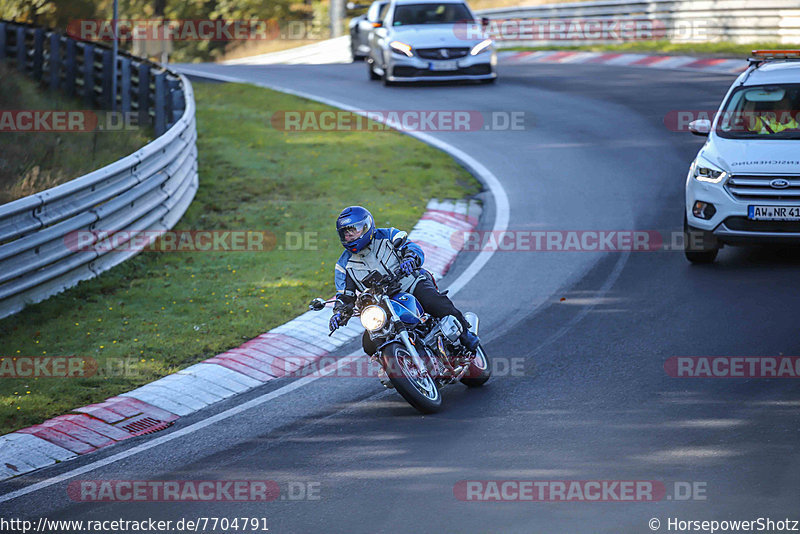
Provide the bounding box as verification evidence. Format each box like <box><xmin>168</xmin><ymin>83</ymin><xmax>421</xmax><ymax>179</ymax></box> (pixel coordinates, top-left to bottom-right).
<box><xmin>390</xmin><ymin>41</ymin><xmax>413</xmax><ymax>57</ymax></box>
<box><xmin>692</xmin><ymin>160</ymin><xmax>728</xmax><ymax>184</ymax></box>
<box><xmin>360</xmin><ymin>305</ymin><xmax>387</xmax><ymax>331</ymax></box>
<box><xmin>470</xmin><ymin>39</ymin><xmax>492</xmax><ymax>56</ymax></box>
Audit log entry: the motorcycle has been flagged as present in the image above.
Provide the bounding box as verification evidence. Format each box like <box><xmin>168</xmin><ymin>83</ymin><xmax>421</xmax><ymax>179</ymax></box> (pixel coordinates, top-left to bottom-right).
<box><xmin>308</xmin><ymin>241</ymin><xmax>491</xmax><ymax>413</ymax></box>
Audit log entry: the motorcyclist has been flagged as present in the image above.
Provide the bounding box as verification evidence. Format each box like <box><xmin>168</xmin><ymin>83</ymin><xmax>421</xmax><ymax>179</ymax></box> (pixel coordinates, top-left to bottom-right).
<box><xmin>329</xmin><ymin>205</ymin><xmax>480</xmax><ymax>355</ymax></box>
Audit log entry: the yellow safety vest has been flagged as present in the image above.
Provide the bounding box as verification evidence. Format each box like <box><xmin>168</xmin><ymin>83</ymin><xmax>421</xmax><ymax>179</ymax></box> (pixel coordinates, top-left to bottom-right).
<box><xmin>749</xmin><ymin>114</ymin><xmax>799</xmax><ymax>134</ymax></box>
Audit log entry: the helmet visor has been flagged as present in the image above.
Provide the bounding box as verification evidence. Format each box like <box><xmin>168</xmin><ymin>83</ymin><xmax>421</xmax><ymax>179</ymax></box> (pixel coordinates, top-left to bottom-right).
<box><xmin>338</xmin><ymin>216</ymin><xmax>372</xmax><ymax>244</ymax></box>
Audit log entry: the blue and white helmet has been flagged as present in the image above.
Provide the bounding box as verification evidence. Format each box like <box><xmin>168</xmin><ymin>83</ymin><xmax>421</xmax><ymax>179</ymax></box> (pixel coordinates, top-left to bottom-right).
<box><xmin>336</xmin><ymin>206</ymin><xmax>376</xmax><ymax>253</ymax></box>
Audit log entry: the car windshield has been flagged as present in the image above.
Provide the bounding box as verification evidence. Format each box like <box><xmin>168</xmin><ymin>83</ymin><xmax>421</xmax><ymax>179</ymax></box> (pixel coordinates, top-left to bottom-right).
<box><xmin>716</xmin><ymin>83</ymin><xmax>800</xmax><ymax>139</ymax></box>
<box><xmin>392</xmin><ymin>2</ymin><xmax>472</xmax><ymax>26</ymax></box>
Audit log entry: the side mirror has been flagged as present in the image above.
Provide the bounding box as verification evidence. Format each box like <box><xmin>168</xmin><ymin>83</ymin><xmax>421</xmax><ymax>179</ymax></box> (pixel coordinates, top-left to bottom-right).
<box><xmin>309</xmin><ymin>298</ymin><xmax>327</xmax><ymax>311</ymax></box>
<box><xmin>372</xmin><ymin>21</ymin><xmax>383</xmax><ymax>28</ymax></box>
<box><xmin>393</xmin><ymin>234</ymin><xmax>408</xmax><ymax>250</ymax></box>
<box><xmin>481</xmin><ymin>17</ymin><xmax>490</xmax><ymax>28</ymax></box>
<box><xmin>688</xmin><ymin>119</ymin><xmax>711</xmax><ymax>136</ymax></box>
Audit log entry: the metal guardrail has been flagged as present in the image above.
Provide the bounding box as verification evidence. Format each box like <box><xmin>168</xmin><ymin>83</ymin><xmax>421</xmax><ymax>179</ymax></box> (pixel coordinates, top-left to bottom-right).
<box><xmin>0</xmin><ymin>22</ymin><xmax>198</xmax><ymax>320</ymax></box>
<box><xmin>476</xmin><ymin>0</ymin><xmax>800</xmax><ymax>48</ymax></box>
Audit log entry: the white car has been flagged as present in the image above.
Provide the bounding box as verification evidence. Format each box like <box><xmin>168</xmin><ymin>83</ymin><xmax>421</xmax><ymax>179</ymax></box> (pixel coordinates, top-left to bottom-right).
<box><xmin>684</xmin><ymin>50</ymin><xmax>800</xmax><ymax>263</ymax></box>
<box><xmin>366</xmin><ymin>0</ymin><xmax>497</xmax><ymax>84</ymax></box>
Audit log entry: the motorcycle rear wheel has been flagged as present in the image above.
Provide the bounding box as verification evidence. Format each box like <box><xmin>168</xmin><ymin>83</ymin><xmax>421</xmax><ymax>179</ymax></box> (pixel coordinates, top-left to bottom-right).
<box><xmin>381</xmin><ymin>343</ymin><xmax>442</xmax><ymax>414</ymax></box>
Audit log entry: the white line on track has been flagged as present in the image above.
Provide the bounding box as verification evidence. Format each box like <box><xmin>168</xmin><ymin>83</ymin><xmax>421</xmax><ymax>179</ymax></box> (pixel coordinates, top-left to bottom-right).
<box><xmin>0</xmin><ymin>67</ymin><xmax>510</xmax><ymax>503</ymax></box>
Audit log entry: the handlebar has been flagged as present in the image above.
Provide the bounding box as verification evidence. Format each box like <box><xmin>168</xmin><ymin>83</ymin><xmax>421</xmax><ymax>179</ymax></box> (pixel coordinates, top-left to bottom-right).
<box><xmin>328</xmin><ymin>267</ymin><xmax>419</xmax><ymax>335</ymax></box>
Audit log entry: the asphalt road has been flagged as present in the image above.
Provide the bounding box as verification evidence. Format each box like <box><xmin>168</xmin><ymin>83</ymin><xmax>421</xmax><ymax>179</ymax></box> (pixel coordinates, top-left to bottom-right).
<box><xmin>3</xmin><ymin>60</ymin><xmax>800</xmax><ymax>533</ymax></box>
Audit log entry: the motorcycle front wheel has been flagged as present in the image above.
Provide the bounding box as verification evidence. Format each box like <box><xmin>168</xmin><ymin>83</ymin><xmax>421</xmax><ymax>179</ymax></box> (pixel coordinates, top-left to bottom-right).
<box><xmin>381</xmin><ymin>342</ymin><xmax>442</xmax><ymax>414</ymax></box>
<box><xmin>460</xmin><ymin>344</ymin><xmax>492</xmax><ymax>387</ymax></box>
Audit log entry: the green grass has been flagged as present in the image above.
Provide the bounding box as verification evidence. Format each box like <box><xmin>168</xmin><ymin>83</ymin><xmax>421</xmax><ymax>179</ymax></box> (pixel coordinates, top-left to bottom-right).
<box><xmin>0</xmin><ymin>81</ymin><xmax>480</xmax><ymax>435</ymax></box>
<box><xmin>0</xmin><ymin>64</ymin><xmax>151</xmax><ymax>205</ymax></box>
<box><xmin>504</xmin><ymin>40</ymin><xmax>800</xmax><ymax>57</ymax></box>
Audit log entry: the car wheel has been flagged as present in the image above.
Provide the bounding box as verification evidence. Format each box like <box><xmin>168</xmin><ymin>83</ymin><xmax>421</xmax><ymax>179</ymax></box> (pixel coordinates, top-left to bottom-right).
<box><xmin>382</xmin><ymin>67</ymin><xmax>394</xmax><ymax>86</ymax></box>
<box><xmin>367</xmin><ymin>59</ymin><xmax>381</xmax><ymax>80</ymax></box>
<box><xmin>684</xmin><ymin>215</ymin><xmax>720</xmax><ymax>263</ymax></box>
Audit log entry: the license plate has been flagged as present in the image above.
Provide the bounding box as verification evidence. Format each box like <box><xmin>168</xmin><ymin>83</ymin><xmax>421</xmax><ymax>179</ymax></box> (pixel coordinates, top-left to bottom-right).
<box><xmin>748</xmin><ymin>205</ymin><xmax>800</xmax><ymax>220</ymax></box>
<box><xmin>429</xmin><ymin>60</ymin><xmax>458</xmax><ymax>71</ymax></box>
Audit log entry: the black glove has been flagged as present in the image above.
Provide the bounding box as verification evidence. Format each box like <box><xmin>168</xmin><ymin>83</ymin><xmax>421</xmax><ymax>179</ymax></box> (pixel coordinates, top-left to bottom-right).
<box><xmin>329</xmin><ymin>312</ymin><xmax>342</xmax><ymax>332</ymax></box>
<box><xmin>400</xmin><ymin>250</ymin><xmax>420</xmax><ymax>275</ymax></box>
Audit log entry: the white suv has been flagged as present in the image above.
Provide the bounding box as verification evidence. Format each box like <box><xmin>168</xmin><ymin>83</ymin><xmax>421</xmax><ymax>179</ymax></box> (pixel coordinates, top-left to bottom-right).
<box><xmin>684</xmin><ymin>50</ymin><xmax>800</xmax><ymax>263</ymax></box>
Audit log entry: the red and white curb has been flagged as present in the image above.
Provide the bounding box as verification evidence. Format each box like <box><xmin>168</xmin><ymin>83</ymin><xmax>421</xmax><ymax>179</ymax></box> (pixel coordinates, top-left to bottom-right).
<box><xmin>0</xmin><ymin>198</ymin><xmax>480</xmax><ymax>481</ymax></box>
<box><xmin>499</xmin><ymin>50</ymin><xmax>747</xmax><ymax>75</ymax></box>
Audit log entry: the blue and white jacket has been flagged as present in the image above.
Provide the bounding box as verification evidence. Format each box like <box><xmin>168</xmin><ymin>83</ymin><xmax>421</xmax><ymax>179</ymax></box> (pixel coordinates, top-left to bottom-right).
<box><xmin>334</xmin><ymin>227</ymin><xmax>425</xmax><ymax>310</ymax></box>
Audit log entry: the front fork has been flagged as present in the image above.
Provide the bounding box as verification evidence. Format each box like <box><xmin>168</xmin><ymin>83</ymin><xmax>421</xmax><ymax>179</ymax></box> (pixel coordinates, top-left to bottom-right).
<box><xmin>381</xmin><ymin>295</ymin><xmax>429</xmax><ymax>375</ymax></box>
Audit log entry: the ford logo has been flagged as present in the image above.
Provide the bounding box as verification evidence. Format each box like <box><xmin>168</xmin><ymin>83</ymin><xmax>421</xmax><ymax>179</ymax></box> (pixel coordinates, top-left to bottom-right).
<box><xmin>770</xmin><ymin>178</ymin><xmax>790</xmax><ymax>189</ymax></box>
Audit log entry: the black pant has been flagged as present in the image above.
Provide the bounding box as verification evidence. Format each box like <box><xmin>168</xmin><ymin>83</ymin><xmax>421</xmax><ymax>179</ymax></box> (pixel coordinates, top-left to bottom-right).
<box><xmin>361</xmin><ymin>278</ymin><xmax>469</xmax><ymax>355</ymax></box>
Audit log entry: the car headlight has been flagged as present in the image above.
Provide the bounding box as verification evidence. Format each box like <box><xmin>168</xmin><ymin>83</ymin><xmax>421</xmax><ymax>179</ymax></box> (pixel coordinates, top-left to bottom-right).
<box><xmin>360</xmin><ymin>305</ymin><xmax>387</xmax><ymax>331</ymax></box>
<box><xmin>692</xmin><ymin>160</ymin><xmax>728</xmax><ymax>184</ymax></box>
<box><xmin>470</xmin><ymin>39</ymin><xmax>492</xmax><ymax>56</ymax></box>
<box><xmin>390</xmin><ymin>41</ymin><xmax>413</xmax><ymax>57</ymax></box>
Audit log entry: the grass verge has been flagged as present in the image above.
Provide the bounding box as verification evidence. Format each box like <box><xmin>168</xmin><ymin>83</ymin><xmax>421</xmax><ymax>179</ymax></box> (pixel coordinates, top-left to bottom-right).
<box><xmin>0</xmin><ymin>81</ymin><xmax>480</xmax><ymax>435</ymax></box>
<box><xmin>0</xmin><ymin>64</ymin><xmax>151</xmax><ymax>205</ymax></box>
<box><xmin>503</xmin><ymin>40</ymin><xmax>800</xmax><ymax>58</ymax></box>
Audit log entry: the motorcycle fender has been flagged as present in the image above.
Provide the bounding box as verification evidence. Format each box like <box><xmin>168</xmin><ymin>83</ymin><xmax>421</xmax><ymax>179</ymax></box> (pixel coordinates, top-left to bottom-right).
<box><xmin>376</xmin><ymin>338</ymin><xmax>399</xmax><ymax>353</ymax></box>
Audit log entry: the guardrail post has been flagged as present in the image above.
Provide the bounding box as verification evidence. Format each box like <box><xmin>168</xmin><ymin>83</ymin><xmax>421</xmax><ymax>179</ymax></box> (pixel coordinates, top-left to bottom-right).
<box><xmin>171</xmin><ymin>79</ymin><xmax>185</xmax><ymax>125</ymax></box>
<box><xmin>32</xmin><ymin>28</ymin><xmax>44</xmax><ymax>80</ymax></box>
<box><xmin>0</xmin><ymin>23</ymin><xmax>7</xmax><ymax>61</ymax></box>
<box><xmin>64</xmin><ymin>39</ymin><xmax>76</xmax><ymax>97</ymax></box>
<box><xmin>120</xmin><ymin>57</ymin><xmax>131</xmax><ymax>113</ymax></box>
<box><xmin>166</xmin><ymin>77</ymin><xmax>179</xmax><ymax>129</ymax></box>
<box><xmin>15</xmin><ymin>26</ymin><xmax>25</xmax><ymax>72</ymax></box>
<box><xmin>48</xmin><ymin>33</ymin><xmax>60</xmax><ymax>90</ymax></box>
<box><xmin>137</xmin><ymin>62</ymin><xmax>150</xmax><ymax>126</ymax></box>
<box><xmin>154</xmin><ymin>70</ymin><xmax>166</xmax><ymax>136</ymax></box>
<box><xmin>83</xmin><ymin>43</ymin><xmax>95</xmax><ymax>105</ymax></box>
<box><xmin>102</xmin><ymin>48</ymin><xmax>113</xmax><ymax>109</ymax></box>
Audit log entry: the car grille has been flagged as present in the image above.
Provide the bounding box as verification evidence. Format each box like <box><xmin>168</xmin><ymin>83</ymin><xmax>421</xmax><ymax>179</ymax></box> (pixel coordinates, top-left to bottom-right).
<box><xmin>724</xmin><ymin>216</ymin><xmax>800</xmax><ymax>233</ymax></box>
<box><xmin>392</xmin><ymin>64</ymin><xmax>491</xmax><ymax>78</ymax></box>
<box><xmin>726</xmin><ymin>174</ymin><xmax>800</xmax><ymax>200</ymax></box>
<box><xmin>416</xmin><ymin>47</ymin><xmax>470</xmax><ymax>60</ymax></box>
